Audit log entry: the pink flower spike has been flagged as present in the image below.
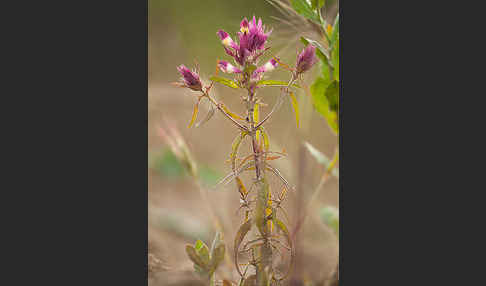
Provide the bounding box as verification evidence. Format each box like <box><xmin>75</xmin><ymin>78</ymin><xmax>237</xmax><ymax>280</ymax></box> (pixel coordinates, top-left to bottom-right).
<box><xmin>177</xmin><ymin>64</ymin><xmax>203</xmax><ymax>91</ymax></box>
<box><xmin>296</xmin><ymin>45</ymin><xmax>318</xmax><ymax>74</ymax></box>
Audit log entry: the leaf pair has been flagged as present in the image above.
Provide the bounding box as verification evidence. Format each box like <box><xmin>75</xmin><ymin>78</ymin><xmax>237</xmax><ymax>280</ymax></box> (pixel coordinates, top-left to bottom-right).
<box><xmin>185</xmin><ymin>232</ymin><xmax>226</xmax><ymax>279</ymax></box>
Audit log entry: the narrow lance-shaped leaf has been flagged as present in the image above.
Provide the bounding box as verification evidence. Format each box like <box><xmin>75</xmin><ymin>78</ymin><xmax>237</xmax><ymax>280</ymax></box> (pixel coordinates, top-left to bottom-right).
<box><xmin>259</xmin><ymin>127</ymin><xmax>270</xmax><ymax>154</ymax></box>
<box><xmin>221</xmin><ymin>104</ymin><xmax>245</xmax><ymax>121</ymax></box>
<box><xmin>234</xmin><ymin>219</ymin><xmax>253</xmax><ymax>277</ymax></box>
<box><xmin>235</xmin><ymin>176</ymin><xmax>248</xmax><ymax>197</ymax></box>
<box><xmin>254</xmin><ymin>103</ymin><xmax>260</xmax><ymax>145</ymax></box>
<box><xmin>188</xmin><ymin>97</ymin><xmax>202</xmax><ymax>128</ymax></box>
<box><xmin>230</xmin><ymin>131</ymin><xmax>247</xmax><ymax>171</ymax></box>
<box><xmin>256</xmin><ymin>79</ymin><xmax>301</xmax><ymax>89</ymax></box>
<box><xmin>210</xmin><ymin>76</ymin><xmax>239</xmax><ymax>89</ymax></box>
<box><xmin>289</xmin><ymin>92</ymin><xmax>300</xmax><ymax>128</ymax></box>
<box><xmin>273</xmin><ymin>218</ymin><xmax>294</xmax><ymax>281</ymax></box>
<box><xmin>290</xmin><ymin>0</ymin><xmax>319</xmax><ymax>22</ymax></box>
<box><xmin>303</xmin><ymin>142</ymin><xmax>339</xmax><ymax>178</ymax></box>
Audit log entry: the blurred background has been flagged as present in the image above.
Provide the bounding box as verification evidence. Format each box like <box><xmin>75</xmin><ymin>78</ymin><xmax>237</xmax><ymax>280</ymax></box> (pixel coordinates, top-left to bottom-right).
<box><xmin>148</xmin><ymin>0</ymin><xmax>339</xmax><ymax>285</ymax></box>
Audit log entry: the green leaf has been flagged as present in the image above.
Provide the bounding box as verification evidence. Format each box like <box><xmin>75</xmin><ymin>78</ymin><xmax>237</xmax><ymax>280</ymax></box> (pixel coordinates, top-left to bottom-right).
<box><xmin>310</xmin><ymin>77</ymin><xmax>338</xmax><ymax>134</ymax></box>
<box><xmin>330</xmin><ymin>14</ymin><xmax>339</xmax><ymax>49</ymax></box>
<box><xmin>195</xmin><ymin>240</ymin><xmax>211</xmax><ymax>266</ymax></box>
<box><xmin>303</xmin><ymin>142</ymin><xmax>339</xmax><ymax>178</ymax></box>
<box><xmin>198</xmin><ymin>165</ymin><xmax>222</xmax><ymax>186</ymax></box>
<box><xmin>210</xmin><ymin>76</ymin><xmax>239</xmax><ymax>89</ymax></box>
<box><xmin>195</xmin><ymin>240</ymin><xmax>204</xmax><ymax>251</ymax></box>
<box><xmin>332</xmin><ymin>38</ymin><xmax>339</xmax><ymax>82</ymax></box>
<box><xmin>186</xmin><ymin>245</ymin><xmax>208</xmax><ymax>270</ymax></box>
<box><xmin>311</xmin><ymin>0</ymin><xmax>325</xmax><ymax>9</ymax></box>
<box><xmin>290</xmin><ymin>0</ymin><xmax>319</xmax><ymax>22</ymax></box>
<box><xmin>320</xmin><ymin>206</ymin><xmax>339</xmax><ymax>236</ymax></box>
<box><xmin>256</xmin><ymin>79</ymin><xmax>301</xmax><ymax>89</ymax></box>
<box><xmin>188</xmin><ymin>98</ymin><xmax>201</xmax><ymax>128</ymax></box>
<box><xmin>325</xmin><ymin>81</ymin><xmax>339</xmax><ymax>113</ymax></box>
<box><xmin>300</xmin><ymin>36</ymin><xmax>329</xmax><ymax>64</ymax></box>
<box><xmin>151</xmin><ymin>149</ymin><xmax>185</xmax><ymax>178</ymax></box>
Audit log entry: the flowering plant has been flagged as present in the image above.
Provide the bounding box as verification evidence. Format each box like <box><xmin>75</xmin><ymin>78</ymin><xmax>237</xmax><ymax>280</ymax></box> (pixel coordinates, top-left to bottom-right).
<box><xmin>175</xmin><ymin>14</ymin><xmax>322</xmax><ymax>286</ymax></box>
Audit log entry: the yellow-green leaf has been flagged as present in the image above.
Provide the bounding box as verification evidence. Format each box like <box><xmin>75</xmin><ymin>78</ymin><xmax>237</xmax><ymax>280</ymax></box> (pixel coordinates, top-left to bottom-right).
<box><xmin>210</xmin><ymin>76</ymin><xmax>239</xmax><ymax>89</ymax></box>
<box><xmin>260</xmin><ymin>127</ymin><xmax>270</xmax><ymax>152</ymax></box>
<box><xmin>221</xmin><ymin>104</ymin><xmax>245</xmax><ymax>121</ymax></box>
<box><xmin>235</xmin><ymin>176</ymin><xmax>248</xmax><ymax>196</ymax></box>
<box><xmin>289</xmin><ymin>92</ymin><xmax>300</xmax><ymax>128</ymax></box>
<box><xmin>188</xmin><ymin>98</ymin><xmax>201</xmax><ymax>128</ymax></box>
<box><xmin>256</xmin><ymin>79</ymin><xmax>301</xmax><ymax>89</ymax></box>
<box><xmin>310</xmin><ymin>77</ymin><xmax>338</xmax><ymax>134</ymax></box>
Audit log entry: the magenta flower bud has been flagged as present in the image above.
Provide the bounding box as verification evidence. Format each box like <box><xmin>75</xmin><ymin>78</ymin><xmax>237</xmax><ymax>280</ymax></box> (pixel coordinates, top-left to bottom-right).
<box><xmin>252</xmin><ymin>58</ymin><xmax>278</xmax><ymax>78</ymax></box>
<box><xmin>218</xmin><ymin>60</ymin><xmax>242</xmax><ymax>74</ymax></box>
<box><xmin>296</xmin><ymin>45</ymin><xmax>318</xmax><ymax>74</ymax></box>
<box><xmin>217</xmin><ymin>30</ymin><xmax>238</xmax><ymax>49</ymax></box>
<box><xmin>176</xmin><ymin>64</ymin><xmax>202</xmax><ymax>91</ymax></box>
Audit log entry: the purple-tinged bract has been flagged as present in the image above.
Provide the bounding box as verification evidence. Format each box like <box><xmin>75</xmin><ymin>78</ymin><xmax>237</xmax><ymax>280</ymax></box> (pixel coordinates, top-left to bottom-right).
<box><xmin>296</xmin><ymin>45</ymin><xmax>318</xmax><ymax>74</ymax></box>
<box><xmin>177</xmin><ymin>64</ymin><xmax>203</xmax><ymax>91</ymax></box>
<box><xmin>252</xmin><ymin>58</ymin><xmax>278</xmax><ymax>79</ymax></box>
<box><xmin>218</xmin><ymin>60</ymin><xmax>242</xmax><ymax>74</ymax></box>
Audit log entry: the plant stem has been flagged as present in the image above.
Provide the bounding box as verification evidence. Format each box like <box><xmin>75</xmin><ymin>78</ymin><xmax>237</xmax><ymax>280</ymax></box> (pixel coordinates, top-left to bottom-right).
<box><xmin>204</xmin><ymin>92</ymin><xmax>249</xmax><ymax>131</ymax></box>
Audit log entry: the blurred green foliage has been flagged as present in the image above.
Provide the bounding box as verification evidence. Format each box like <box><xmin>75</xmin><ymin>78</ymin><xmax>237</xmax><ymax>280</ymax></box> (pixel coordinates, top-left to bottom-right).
<box><xmin>150</xmin><ymin>149</ymin><xmax>223</xmax><ymax>185</ymax></box>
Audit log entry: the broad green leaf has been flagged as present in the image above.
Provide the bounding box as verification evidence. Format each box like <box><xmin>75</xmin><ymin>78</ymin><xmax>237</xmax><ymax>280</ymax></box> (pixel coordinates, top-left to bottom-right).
<box><xmin>303</xmin><ymin>142</ymin><xmax>339</xmax><ymax>177</ymax></box>
<box><xmin>188</xmin><ymin>98</ymin><xmax>201</xmax><ymax>128</ymax></box>
<box><xmin>210</xmin><ymin>76</ymin><xmax>239</xmax><ymax>89</ymax></box>
<box><xmin>325</xmin><ymin>81</ymin><xmax>339</xmax><ymax>113</ymax></box>
<box><xmin>289</xmin><ymin>92</ymin><xmax>300</xmax><ymax>128</ymax></box>
<box><xmin>310</xmin><ymin>77</ymin><xmax>338</xmax><ymax>134</ymax></box>
<box><xmin>320</xmin><ymin>206</ymin><xmax>339</xmax><ymax>236</ymax></box>
<box><xmin>290</xmin><ymin>0</ymin><xmax>319</xmax><ymax>22</ymax></box>
<box><xmin>256</xmin><ymin>79</ymin><xmax>301</xmax><ymax>89</ymax></box>
<box><xmin>300</xmin><ymin>36</ymin><xmax>329</xmax><ymax>65</ymax></box>
<box><xmin>311</xmin><ymin>0</ymin><xmax>325</xmax><ymax>9</ymax></box>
